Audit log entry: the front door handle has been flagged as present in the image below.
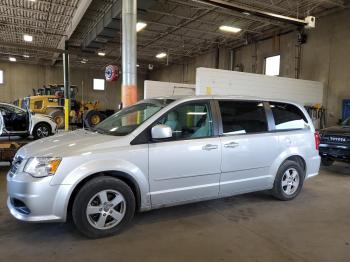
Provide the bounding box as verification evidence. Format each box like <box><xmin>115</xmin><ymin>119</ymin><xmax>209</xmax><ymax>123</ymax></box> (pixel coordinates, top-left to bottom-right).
<box><xmin>224</xmin><ymin>142</ymin><xmax>239</xmax><ymax>148</ymax></box>
<box><xmin>202</xmin><ymin>144</ymin><xmax>219</xmax><ymax>151</ymax></box>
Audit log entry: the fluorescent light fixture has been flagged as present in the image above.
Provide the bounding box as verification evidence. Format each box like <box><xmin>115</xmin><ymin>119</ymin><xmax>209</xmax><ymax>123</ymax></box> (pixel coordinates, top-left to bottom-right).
<box><xmin>23</xmin><ymin>34</ymin><xmax>33</xmax><ymax>42</ymax></box>
<box><xmin>136</xmin><ymin>22</ymin><xmax>147</xmax><ymax>32</ymax></box>
<box><xmin>81</xmin><ymin>60</ymin><xmax>87</xmax><ymax>64</ymax></box>
<box><xmin>9</xmin><ymin>57</ymin><xmax>16</xmax><ymax>62</ymax></box>
<box><xmin>187</xmin><ymin>112</ymin><xmax>207</xmax><ymax>116</ymax></box>
<box><xmin>156</xmin><ymin>52</ymin><xmax>167</xmax><ymax>59</ymax></box>
<box><xmin>23</xmin><ymin>55</ymin><xmax>30</xmax><ymax>58</ymax></box>
<box><xmin>219</xmin><ymin>25</ymin><xmax>242</xmax><ymax>33</ymax></box>
<box><xmin>97</xmin><ymin>52</ymin><xmax>106</xmax><ymax>56</ymax></box>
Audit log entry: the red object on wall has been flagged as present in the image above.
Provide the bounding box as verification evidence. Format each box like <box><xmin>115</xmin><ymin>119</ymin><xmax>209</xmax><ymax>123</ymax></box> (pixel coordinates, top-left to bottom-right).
<box><xmin>105</xmin><ymin>65</ymin><xmax>120</xmax><ymax>82</ymax></box>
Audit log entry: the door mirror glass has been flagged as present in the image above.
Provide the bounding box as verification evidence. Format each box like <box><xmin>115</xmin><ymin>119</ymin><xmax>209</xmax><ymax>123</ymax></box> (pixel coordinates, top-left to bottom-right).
<box><xmin>151</xmin><ymin>124</ymin><xmax>172</xmax><ymax>139</ymax></box>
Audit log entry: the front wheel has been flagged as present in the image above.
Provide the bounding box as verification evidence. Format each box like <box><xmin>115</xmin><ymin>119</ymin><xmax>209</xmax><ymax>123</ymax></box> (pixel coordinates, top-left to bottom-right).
<box><xmin>32</xmin><ymin>123</ymin><xmax>51</xmax><ymax>140</ymax></box>
<box><xmin>72</xmin><ymin>177</ymin><xmax>135</xmax><ymax>238</ymax></box>
<box><xmin>272</xmin><ymin>160</ymin><xmax>305</xmax><ymax>201</ymax></box>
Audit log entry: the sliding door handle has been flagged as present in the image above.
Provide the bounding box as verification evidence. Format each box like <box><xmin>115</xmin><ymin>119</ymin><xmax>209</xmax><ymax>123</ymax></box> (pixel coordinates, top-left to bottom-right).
<box><xmin>202</xmin><ymin>144</ymin><xmax>219</xmax><ymax>151</ymax></box>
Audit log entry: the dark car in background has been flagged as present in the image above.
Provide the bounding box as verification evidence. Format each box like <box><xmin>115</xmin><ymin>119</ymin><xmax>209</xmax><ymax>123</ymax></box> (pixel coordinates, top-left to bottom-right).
<box><xmin>319</xmin><ymin>117</ymin><xmax>350</xmax><ymax>166</ymax></box>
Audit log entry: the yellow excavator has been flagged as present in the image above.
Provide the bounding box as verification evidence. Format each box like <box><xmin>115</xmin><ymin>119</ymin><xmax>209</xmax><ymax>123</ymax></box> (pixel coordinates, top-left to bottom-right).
<box><xmin>20</xmin><ymin>85</ymin><xmax>109</xmax><ymax>129</ymax></box>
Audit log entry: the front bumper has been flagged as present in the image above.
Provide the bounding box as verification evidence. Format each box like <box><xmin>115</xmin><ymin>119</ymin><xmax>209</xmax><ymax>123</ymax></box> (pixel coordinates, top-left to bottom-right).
<box><xmin>319</xmin><ymin>144</ymin><xmax>350</xmax><ymax>161</ymax></box>
<box><xmin>7</xmin><ymin>171</ymin><xmax>70</xmax><ymax>222</ymax></box>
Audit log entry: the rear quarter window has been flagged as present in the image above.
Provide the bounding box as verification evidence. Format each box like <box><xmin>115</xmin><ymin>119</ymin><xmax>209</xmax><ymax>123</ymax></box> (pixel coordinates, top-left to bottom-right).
<box><xmin>270</xmin><ymin>102</ymin><xmax>308</xmax><ymax>130</ymax></box>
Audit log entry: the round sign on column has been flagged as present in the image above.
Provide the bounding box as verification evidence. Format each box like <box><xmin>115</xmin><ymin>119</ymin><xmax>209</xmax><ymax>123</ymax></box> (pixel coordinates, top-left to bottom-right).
<box><xmin>105</xmin><ymin>65</ymin><xmax>120</xmax><ymax>82</ymax></box>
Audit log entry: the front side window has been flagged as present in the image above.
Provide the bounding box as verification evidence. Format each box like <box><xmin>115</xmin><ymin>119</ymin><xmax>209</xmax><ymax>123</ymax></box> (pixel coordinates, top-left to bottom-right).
<box><xmin>270</xmin><ymin>102</ymin><xmax>308</xmax><ymax>130</ymax></box>
<box><xmin>157</xmin><ymin>102</ymin><xmax>213</xmax><ymax>140</ymax></box>
<box><xmin>95</xmin><ymin>99</ymin><xmax>174</xmax><ymax>136</ymax></box>
<box><xmin>341</xmin><ymin>117</ymin><xmax>350</xmax><ymax>126</ymax></box>
<box><xmin>219</xmin><ymin>100</ymin><xmax>268</xmax><ymax>135</ymax></box>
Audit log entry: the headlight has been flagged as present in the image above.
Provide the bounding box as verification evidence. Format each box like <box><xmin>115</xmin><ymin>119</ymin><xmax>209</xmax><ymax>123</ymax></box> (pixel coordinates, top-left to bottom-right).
<box><xmin>24</xmin><ymin>157</ymin><xmax>62</xmax><ymax>178</ymax></box>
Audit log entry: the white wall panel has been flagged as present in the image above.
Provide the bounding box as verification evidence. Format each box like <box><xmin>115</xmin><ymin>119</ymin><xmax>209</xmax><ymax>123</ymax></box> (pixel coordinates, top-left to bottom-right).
<box><xmin>144</xmin><ymin>80</ymin><xmax>195</xmax><ymax>99</ymax></box>
<box><xmin>196</xmin><ymin>68</ymin><xmax>323</xmax><ymax>106</ymax></box>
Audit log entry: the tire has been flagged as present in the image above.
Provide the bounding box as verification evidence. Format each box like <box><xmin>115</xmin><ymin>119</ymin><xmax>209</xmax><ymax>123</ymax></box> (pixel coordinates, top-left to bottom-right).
<box><xmin>272</xmin><ymin>160</ymin><xmax>305</xmax><ymax>201</ymax></box>
<box><xmin>33</xmin><ymin>122</ymin><xmax>51</xmax><ymax>140</ymax></box>
<box><xmin>72</xmin><ymin>177</ymin><xmax>135</xmax><ymax>238</ymax></box>
<box><xmin>83</xmin><ymin>110</ymin><xmax>105</xmax><ymax>128</ymax></box>
<box><xmin>321</xmin><ymin>158</ymin><xmax>334</xmax><ymax>166</ymax></box>
<box><xmin>48</xmin><ymin>109</ymin><xmax>65</xmax><ymax>129</ymax></box>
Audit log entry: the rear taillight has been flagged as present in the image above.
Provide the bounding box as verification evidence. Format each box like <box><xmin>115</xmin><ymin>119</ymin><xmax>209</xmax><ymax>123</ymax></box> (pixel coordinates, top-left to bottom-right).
<box><xmin>314</xmin><ymin>132</ymin><xmax>320</xmax><ymax>150</ymax></box>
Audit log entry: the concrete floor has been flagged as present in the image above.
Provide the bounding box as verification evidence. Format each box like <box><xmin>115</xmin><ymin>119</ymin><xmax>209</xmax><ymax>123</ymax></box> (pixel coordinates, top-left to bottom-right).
<box><xmin>0</xmin><ymin>164</ymin><xmax>349</xmax><ymax>262</ymax></box>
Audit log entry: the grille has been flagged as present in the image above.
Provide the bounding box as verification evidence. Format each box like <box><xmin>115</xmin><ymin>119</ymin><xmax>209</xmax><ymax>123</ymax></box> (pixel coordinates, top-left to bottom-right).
<box><xmin>321</xmin><ymin>135</ymin><xmax>350</xmax><ymax>145</ymax></box>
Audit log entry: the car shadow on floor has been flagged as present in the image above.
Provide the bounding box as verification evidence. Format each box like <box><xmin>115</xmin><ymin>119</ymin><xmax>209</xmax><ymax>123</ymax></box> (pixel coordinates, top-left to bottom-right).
<box><xmin>0</xmin><ymin>191</ymin><xmax>275</xmax><ymax>241</ymax></box>
<box><xmin>320</xmin><ymin>162</ymin><xmax>350</xmax><ymax>176</ymax></box>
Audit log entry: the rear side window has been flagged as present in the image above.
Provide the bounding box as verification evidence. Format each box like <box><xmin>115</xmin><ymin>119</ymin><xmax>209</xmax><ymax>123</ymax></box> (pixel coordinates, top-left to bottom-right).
<box><xmin>270</xmin><ymin>102</ymin><xmax>308</xmax><ymax>130</ymax></box>
<box><xmin>218</xmin><ymin>100</ymin><xmax>268</xmax><ymax>135</ymax></box>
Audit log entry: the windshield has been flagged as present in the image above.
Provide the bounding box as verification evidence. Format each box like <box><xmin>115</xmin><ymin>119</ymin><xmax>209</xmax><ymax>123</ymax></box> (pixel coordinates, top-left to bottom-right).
<box><xmin>94</xmin><ymin>99</ymin><xmax>175</xmax><ymax>136</ymax></box>
<box><xmin>341</xmin><ymin>117</ymin><xmax>350</xmax><ymax>126</ymax></box>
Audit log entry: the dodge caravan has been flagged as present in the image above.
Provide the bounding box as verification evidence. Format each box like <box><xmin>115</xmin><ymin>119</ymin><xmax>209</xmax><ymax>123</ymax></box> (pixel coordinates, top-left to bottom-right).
<box><xmin>7</xmin><ymin>96</ymin><xmax>321</xmax><ymax>238</ymax></box>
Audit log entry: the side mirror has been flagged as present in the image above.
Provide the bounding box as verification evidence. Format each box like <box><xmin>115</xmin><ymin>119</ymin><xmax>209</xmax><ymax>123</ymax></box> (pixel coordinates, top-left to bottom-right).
<box><xmin>151</xmin><ymin>124</ymin><xmax>172</xmax><ymax>139</ymax></box>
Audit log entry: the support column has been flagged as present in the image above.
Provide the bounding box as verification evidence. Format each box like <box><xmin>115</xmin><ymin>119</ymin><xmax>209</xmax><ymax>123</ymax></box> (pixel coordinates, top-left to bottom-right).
<box><xmin>63</xmin><ymin>41</ymin><xmax>70</xmax><ymax>131</ymax></box>
<box><xmin>122</xmin><ymin>0</ymin><xmax>137</xmax><ymax>107</ymax></box>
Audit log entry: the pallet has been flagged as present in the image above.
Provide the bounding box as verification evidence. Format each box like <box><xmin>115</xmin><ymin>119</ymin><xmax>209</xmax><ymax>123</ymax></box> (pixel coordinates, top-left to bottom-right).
<box><xmin>0</xmin><ymin>142</ymin><xmax>25</xmax><ymax>162</ymax></box>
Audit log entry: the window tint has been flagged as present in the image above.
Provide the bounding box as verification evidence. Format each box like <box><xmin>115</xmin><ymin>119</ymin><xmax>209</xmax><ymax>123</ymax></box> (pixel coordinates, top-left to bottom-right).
<box><xmin>218</xmin><ymin>101</ymin><xmax>268</xmax><ymax>135</ymax></box>
<box><xmin>270</xmin><ymin>102</ymin><xmax>308</xmax><ymax>130</ymax></box>
<box><xmin>158</xmin><ymin>102</ymin><xmax>213</xmax><ymax>140</ymax></box>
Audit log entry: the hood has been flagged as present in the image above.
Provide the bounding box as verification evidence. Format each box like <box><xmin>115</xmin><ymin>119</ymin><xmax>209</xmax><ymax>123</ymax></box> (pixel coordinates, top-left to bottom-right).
<box><xmin>321</xmin><ymin>125</ymin><xmax>350</xmax><ymax>136</ymax></box>
<box><xmin>17</xmin><ymin>129</ymin><xmax>128</xmax><ymax>159</ymax></box>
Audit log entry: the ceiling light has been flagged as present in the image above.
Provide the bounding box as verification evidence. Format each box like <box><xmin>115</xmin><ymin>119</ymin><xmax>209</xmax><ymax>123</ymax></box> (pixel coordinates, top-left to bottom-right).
<box><xmin>23</xmin><ymin>34</ymin><xmax>33</xmax><ymax>42</ymax></box>
<box><xmin>81</xmin><ymin>60</ymin><xmax>87</xmax><ymax>64</ymax></box>
<box><xmin>219</xmin><ymin>25</ymin><xmax>242</xmax><ymax>33</ymax></box>
<box><xmin>156</xmin><ymin>52</ymin><xmax>167</xmax><ymax>59</ymax></box>
<box><xmin>27</xmin><ymin>0</ymin><xmax>36</xmax><ymax>2</ymax></box>
<box><xmin>136</xmin><ymin>64</ymin><xmax>140</xmax><ymax>67</ymax></box>
<box><xmin>97</xmin><ymin>52</ymin><xmax>106</xmax><ymax>56</ymax></box>
<box><xmin>23</xmin><ymin>55</ymin><xmax>30</xmax><ymax>58</ymax></box>
<box><xmin>9</xmin><ymin>57</ymin><xmax>16</xmax><ymax>62</ymax></box>
<box><xmin>136</xmin><ymin>22</ymin><xmax>147</xmax><ymax>32</ymax></box>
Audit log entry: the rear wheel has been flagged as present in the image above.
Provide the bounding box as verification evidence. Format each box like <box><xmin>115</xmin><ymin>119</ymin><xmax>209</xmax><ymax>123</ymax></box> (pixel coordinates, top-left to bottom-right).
<box><xmin>48</xmin><ymin>109</ymin><xmax>64</xmax><ymax>129</ymax></box>
<box><xmin>72</xmin><ymin>177</ymin><xmax>135</xmax><ymax>238</ymax></box>
<box><xmin>272</xmin><ymin>160</ymin><xmax>305</xmax><ymax>201</ymax></box>
<box><xmin>321</xmin><ymin>158</ymin><xmax>334</xmax><ymax>166</ymax></box>
<box><xmin>33</xmin><ymin>122</ymin><xmax>51</xmax><ymax>140</ymax></box>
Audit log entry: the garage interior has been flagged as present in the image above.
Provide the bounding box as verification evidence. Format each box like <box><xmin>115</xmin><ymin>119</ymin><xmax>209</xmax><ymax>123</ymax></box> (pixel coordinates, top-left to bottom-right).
<box><xmin>1</xmin><ymin>0</ymin><xmax>350</xmax><ymax>261</ymax></box>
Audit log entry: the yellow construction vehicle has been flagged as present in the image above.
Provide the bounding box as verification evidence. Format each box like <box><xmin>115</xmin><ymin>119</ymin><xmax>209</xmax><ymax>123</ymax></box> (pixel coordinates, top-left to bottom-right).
<box><xmin>19</xmin><ymin>84</ymin><xmax>110</xmax><ymax>129</ymax></box>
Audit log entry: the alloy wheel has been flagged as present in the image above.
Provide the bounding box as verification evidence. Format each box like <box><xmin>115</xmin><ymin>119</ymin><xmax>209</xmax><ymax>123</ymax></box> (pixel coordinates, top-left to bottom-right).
<box><xmin>281</xmin><ymin>168</ymin><xmax>300</xmax><ymax>195</ymax></box>
<box><xmin>86</xmin><ymin>190</ymin><xmax>126</xmax><ymax>230</ymax></box>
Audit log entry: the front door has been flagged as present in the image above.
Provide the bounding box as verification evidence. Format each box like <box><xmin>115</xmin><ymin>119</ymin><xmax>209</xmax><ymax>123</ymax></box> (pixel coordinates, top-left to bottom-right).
<box><xmin>0</xmin><ymin>113</ymin><xmax>3</xmax><ymax>136</ymax></box>
<box><xmin>217</xmin><ymin>100</ymin><xmax>279</xmax><ymax>196</ymax></box>
<box><xmin>0</xmin><ymin>105</ymin><xmax>29</xmax><ymax>132</ymax></box>
<box><xmin>148</xmin><ymin>100</ymin><xmax>221</xmax><ymax>207</ymax></box>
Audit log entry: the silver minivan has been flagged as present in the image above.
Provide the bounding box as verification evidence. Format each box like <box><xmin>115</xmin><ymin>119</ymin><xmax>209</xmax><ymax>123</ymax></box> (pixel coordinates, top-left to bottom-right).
<box><xmin>7</xmin><ymin>96</ymin><xmax>321</xmax><ymax>238</ymax></box>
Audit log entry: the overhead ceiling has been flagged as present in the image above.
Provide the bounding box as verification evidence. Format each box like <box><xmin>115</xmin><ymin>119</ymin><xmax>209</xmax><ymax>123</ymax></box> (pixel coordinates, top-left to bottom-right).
<box><xmin>0</xmin><ymin>0</ymin><xmax>348</xmax><ymax>70</ymax></box>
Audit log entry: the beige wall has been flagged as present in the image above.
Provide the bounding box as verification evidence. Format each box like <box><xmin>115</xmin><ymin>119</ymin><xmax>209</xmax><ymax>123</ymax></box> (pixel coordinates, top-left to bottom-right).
<box><xmin>0</xmin><ymin>62</ymin><xmax>145</xmax><ymax>110</ymax></box>
<box><xmin>149</xmin><ymin>8</ymin><xmax>350</xmax><ymax>126</ymax></box>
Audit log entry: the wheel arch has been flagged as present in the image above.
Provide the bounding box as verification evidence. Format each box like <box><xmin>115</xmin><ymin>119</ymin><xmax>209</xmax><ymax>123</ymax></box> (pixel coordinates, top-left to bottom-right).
<box><xmin>66</xmin><ymin>170</ymin><xmax>142</xmax><ymax>220</ymax></box>
<box><xmin>283</xmin><ymin>155</ymin><xmax>306</xmax><ymax>173</ymax></box>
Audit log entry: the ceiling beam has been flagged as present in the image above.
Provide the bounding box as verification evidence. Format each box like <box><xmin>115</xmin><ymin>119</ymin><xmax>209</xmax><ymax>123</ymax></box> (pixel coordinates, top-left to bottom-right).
<box><xmin>51</xmin><ymin>0</ymin><xmax>93</xmax><ymax>65</ymax></box>
<box><xmin>193</xmin><ymin>0</ymin><xmax>308</xmax><ymax>26</ymax></box>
